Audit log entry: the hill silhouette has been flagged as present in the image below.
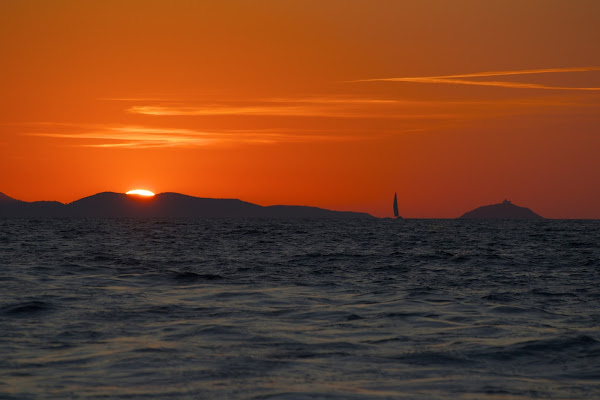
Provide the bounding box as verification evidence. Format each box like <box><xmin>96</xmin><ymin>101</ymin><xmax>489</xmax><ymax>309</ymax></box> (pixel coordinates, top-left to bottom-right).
<box><xmin>0</xmin><ymin>192</ymin><xmax>66</xmax><ymax>217</ymax></box>
<box><xmin>459</xmin><ymin>199</ymin><xmax>543</xmax><ymax>219</ymax></box>
<box><xmin>0</xmin><ymin>192</ymin><xmax>373</xmax><ymax>219</ymax></box>
<box><xmin>0</xmin><ymin>192</ymin><xmax>19</xmax><ymax>203</ymax></box>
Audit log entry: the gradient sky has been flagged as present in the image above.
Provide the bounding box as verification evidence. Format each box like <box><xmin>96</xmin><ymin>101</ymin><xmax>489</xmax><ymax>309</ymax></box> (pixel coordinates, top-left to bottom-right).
<box><xmin>1</xmin><ymin>0</ymin><xmax>599</xmax><ymax>218</ymax></box>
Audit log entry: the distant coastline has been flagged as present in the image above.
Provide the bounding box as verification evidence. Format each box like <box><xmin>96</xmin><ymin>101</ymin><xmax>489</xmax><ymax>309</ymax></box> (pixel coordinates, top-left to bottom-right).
<box><xmin>0</xmin><ymin>191</ymin><xmax>374</xmax><ymax>219</ymax></box>
<box><xmin>0</xmin><ymin>192</ymin><xmax>562</xmax><ymax>220</ymax></box>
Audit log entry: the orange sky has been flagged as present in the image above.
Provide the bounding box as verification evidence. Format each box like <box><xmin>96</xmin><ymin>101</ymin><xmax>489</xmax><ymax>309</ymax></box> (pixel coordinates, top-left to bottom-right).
<box><xmin>1</xmin><ymin>0</ymin><xmax>599</xmax><ymax>218</ymax></box>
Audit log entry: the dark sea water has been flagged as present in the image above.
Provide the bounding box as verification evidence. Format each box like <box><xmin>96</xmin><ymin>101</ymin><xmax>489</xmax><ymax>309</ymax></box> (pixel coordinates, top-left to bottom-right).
<box><xmin>1</xmin><ymin>218</ymin><xmax>599</xmax><ymax>399</ymax></box>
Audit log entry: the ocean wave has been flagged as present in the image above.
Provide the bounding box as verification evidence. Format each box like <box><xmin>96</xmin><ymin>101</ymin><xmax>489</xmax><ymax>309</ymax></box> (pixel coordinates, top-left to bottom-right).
<box><xmin>1</xmin><ymin>218</ymin><xmax>599</xmax><ymax>399</ymax></box>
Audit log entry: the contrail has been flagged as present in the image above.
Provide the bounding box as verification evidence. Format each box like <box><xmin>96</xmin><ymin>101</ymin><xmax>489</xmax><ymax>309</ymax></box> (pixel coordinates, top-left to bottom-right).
<box><xmin>352</xmin><ymin>67</ymin><xmax>600</xmax><ymax>90</ymax></box>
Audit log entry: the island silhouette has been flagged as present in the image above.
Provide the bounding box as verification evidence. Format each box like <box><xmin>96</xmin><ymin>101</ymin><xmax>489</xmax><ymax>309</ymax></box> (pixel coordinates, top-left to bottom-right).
<box><xmin>0</xmin><ymin>192</ymin><xmax>374</xmax><ymax>218</ymax></box>
<box><xmin>459</xmin><ymin>199</ymin><xmax>544</xmax><ymax>219</ymax></box>
<box><xmin>0</xmin><ymin>192</ymin><xmax>547</xmax><ymax>219</ymax></box>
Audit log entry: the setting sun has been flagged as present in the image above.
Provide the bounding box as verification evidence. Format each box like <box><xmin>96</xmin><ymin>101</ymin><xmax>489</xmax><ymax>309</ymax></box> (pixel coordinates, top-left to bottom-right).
<box><xmin>126</xmin><ymin>189</ymin><xmax>155</xmax><ymax>197</ymax></box>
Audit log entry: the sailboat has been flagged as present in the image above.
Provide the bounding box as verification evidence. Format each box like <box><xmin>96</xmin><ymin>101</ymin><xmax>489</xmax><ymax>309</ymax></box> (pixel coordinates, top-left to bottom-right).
<box><xmin>393</xmin><ymin>192</ymin><xmax>402</xmax><ymax>219</ymax></box>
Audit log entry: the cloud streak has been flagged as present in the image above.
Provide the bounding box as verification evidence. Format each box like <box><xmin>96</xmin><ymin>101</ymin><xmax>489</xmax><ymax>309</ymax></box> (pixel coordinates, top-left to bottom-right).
<box><xmin>129</xmin><ymin>105</ymin><xmax>334</xmax><ymax>117</ymax></box>
<box><xmin>355</xmin><ymin>67</ymin><xmax>600</xmax><ymax>91</ymax></box>
<box><xmin>24</xmin><ymin>124</ymin><xmax>361</xmax><ymax>149</ymax></box>
<box><xmin>126</xmin><ymin>97</ymin><xmax>438</xmax><ymax>119</ymax></box>
<box><xmin>30</xmin><ymin>126</ymin><xmax>215</xmax><ymax>148</ymax></box>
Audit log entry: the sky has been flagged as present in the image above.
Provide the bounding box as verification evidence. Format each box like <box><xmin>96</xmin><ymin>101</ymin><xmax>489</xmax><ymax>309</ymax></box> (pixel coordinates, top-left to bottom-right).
<box><xmin>1</xmin><ymin>0</ymin><xmax>599</xmax><ymax>218</ymax></box>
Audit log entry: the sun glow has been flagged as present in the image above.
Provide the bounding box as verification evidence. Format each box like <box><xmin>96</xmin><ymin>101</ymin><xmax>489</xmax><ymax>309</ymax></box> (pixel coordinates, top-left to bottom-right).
<box><xmin>126</xmin><ymin>189</ymin><xmax>155</xmax><ymax>197</ymax></box>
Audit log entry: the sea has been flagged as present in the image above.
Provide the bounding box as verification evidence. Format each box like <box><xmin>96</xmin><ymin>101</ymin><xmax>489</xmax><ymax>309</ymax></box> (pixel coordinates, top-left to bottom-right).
<box><xmin>0</xmin><ymin>218</ymin><xmax>599</xmax><ymax>399</ymax></box>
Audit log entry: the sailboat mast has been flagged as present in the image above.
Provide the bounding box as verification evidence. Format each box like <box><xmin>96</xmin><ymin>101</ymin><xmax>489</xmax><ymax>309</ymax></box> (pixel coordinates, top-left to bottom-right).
<box><xmin>393</xmin><ymin>192</ymin><xmax>399</xmax><ymax>218</ymax></box>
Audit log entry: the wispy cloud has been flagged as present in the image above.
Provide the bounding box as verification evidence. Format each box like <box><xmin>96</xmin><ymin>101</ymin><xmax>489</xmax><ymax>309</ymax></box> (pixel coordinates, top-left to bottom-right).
<box><xmin>126</xmin><ymin>97</ymin><xmax>435</xmax><ymax>119</ymax></box>
<box><xmin>33</xmin><ymin>126</ymin><xmax>216</xmax><ymax>148</ymax></box>
<box><xmin>23</xmin><ymin>123</ymin><xmax>363</xmax><ymax>148</ymax></box>
<box><xmin>129</xmin><ymin>105</ymin><xmax>332</xmax><ymax>117</ymax></box>
<box><xmin>422</xmin><ymin>67</ymin><xmax>600</xmax><ymax>79</ymax></box>
<box><xmin>354</xmin><ymin>67</ymin><xmax>600</xmax><ymax>91</ymax></box>
<box><xmin>98</xmin><ymin>97</ymin><xmax>174</xmax><ymax>102</ymax></box>
<box><xmin>123</xmin><ymin>91</ymin><xmax>600</xmax><ymax>122</ymax></box>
